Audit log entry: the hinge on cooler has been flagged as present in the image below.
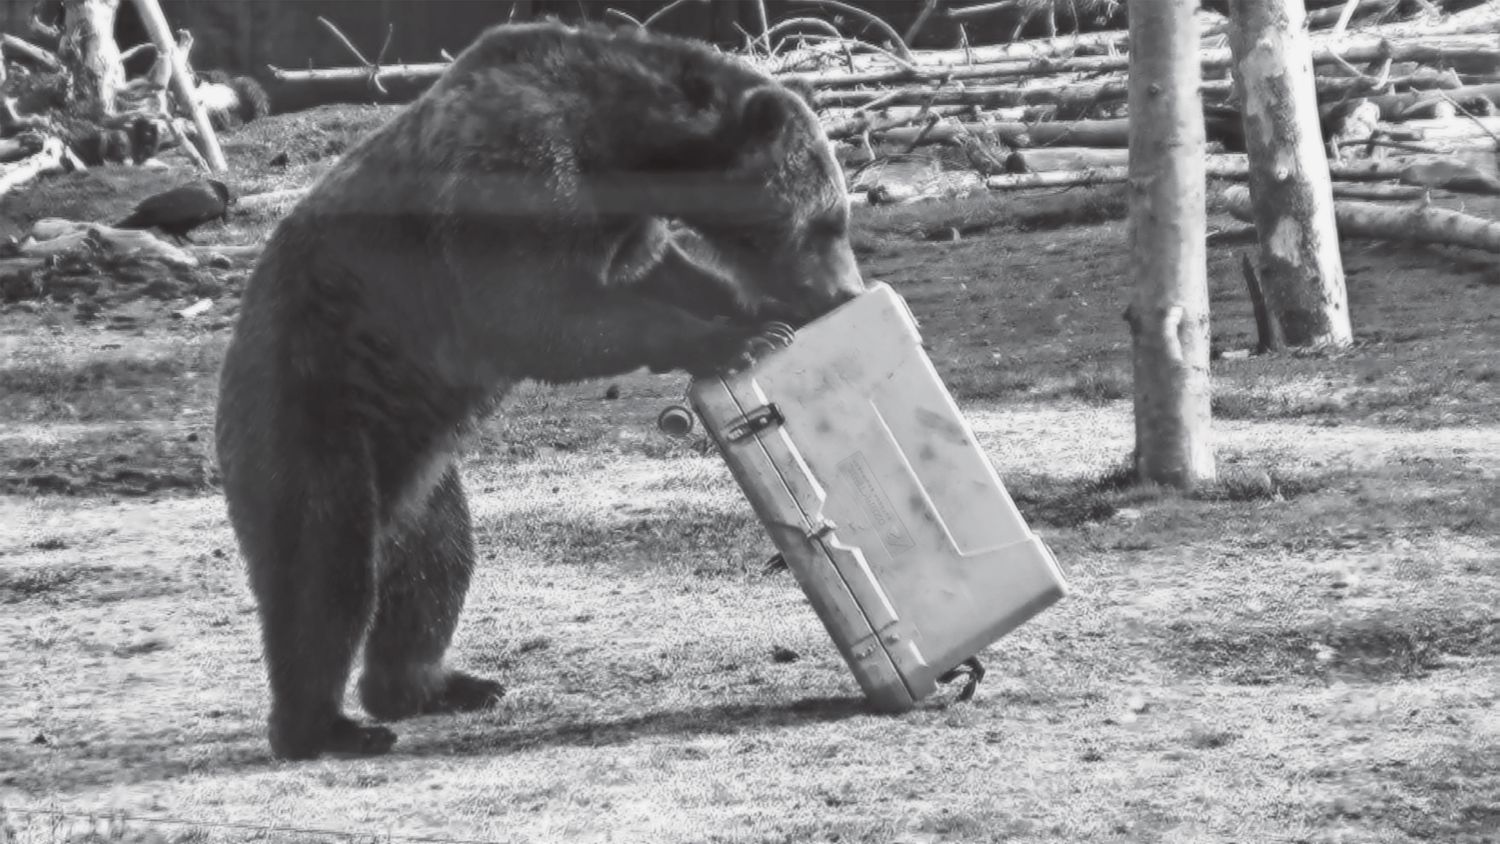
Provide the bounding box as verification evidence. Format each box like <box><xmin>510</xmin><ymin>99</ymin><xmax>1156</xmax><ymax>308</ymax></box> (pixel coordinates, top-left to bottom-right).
<box><xmin>724</xmin><ymin>403</ymin><xmax>785</xmax><ymax>444</ymax></box>
<box><xmin>758</xmin><ymin>518</ymin><xmax>838</xmax><ymax>576</ymax></box>
<box><xmin>849</xmin><ymin>619</ymin><xmax>913</xmax><ymax>664</ymax></box>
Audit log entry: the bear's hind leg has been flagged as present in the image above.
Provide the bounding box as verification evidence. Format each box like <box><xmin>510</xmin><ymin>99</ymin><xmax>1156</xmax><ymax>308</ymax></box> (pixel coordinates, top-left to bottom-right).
<box><xmin>248</xmin><ymin>445</ymin><xmax>396</xmax><ymax>761</ymax></box>
<box><xmin>359</xmin><ymin>464</ymin><xmax>503</xmax><ymax>722</ymax></box>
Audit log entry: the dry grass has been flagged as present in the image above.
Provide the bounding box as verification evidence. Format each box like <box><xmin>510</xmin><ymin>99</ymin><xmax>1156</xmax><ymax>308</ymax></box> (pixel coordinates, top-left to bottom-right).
<box><xmin>0</xmin><ymin>107</ymin><xmax>1497</xmax><ymax>843</ymax></box>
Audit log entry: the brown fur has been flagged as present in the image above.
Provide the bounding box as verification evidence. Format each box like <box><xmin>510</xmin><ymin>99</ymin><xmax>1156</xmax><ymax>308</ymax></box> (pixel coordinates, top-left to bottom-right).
<box><xmin>215</xmin><ymin>21</ymin><xmax>863</xmax><ymax>761</ymax></box>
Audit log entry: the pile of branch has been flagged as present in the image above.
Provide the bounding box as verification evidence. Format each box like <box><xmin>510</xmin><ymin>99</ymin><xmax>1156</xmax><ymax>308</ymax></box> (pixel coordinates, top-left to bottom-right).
<box><xmin>765</xmin><ymin>0</ymin><xmax>1500</xmax><ymax>206</ymax></box>
<box><xmin>262</xmin><ymin>0</ymin><xmax>1500</xmax><ymax>214</ymax></box>
<box><xmin>1</xmin><ymin>0</ymin><xmax>247</xmax><ymax>184</ymax></box>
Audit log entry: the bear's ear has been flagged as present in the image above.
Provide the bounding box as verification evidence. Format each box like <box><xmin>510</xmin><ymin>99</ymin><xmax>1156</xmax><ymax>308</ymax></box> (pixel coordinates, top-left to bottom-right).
<box><xmin>737</xmin><ymin>85</ymin><xmax>799</xmax><ymax>143</ymax></box>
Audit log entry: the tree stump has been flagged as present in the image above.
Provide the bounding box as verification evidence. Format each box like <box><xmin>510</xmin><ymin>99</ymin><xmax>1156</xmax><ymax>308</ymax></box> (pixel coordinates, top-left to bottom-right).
<box><xmin>59</xmin><ymin>0</ymin><xmax>124</xmax><ymax>115</ymax></box>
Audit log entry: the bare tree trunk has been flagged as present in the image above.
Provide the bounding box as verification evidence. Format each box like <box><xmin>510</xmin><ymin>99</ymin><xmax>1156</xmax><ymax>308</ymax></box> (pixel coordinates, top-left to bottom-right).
<box><xmin>1125</xmin><ymin>0</ymin><xmax>1216</xmax><ymax>490</ymax></box>
<box><xmin>59</xmin><ymin>0</ymin><xmax>123</xmax><ymax>116</ymax></box>
<box><xmin>1229</xmin><ymin>0</ymin><xmax>1352</xmax><ymax>348</ymax></box>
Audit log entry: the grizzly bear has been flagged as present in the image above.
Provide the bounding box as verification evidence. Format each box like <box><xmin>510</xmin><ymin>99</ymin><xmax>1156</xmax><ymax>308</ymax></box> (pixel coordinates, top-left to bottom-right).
<box><xmin>215</xmin><ymin>21</ymin><xmax>864</xmax><ymax>761</ymax></box>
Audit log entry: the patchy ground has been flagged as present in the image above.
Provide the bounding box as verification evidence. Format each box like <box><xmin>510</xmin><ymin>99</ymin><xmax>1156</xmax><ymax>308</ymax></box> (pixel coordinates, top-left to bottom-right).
<box><xmin>0</xmin><ymin>106</ymin><xmax>1497</xmax><ymax>844</ymax></box>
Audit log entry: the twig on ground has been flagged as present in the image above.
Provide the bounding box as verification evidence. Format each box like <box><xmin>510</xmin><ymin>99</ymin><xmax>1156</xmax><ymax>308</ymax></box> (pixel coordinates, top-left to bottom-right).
<box><xmin>777</xmin><ymin>33</ymin><xmax>916</xmax><ymax>73</ymax></box>
<box><xmin>316</xmin><ymin>16</ymin><xmax>389</xmax><ymax>94</ymax></box>
<box><xmin>904</xmin><ymin>0</ymin><xmax>943</xmax><ymax>43</ymax></box>
<box><xmin>642</xmin><ymin>0</ymin><xmax>703</xmax><ymax>28</ymax></box>
<box><xmin>764</xmin><ymin>17</ymin><xmax>843</xmax><ymax>52</ymax></box>
<box><xmin>790</xmin><ymin>0</ymin><xmax>915</xmax><ymax>60</ymax></box>
<box><xmin>0</xmin><ymin>33</ymin><xmax>60</xmax><ymax>71</ymax></box>
<box><xmin>605</xmin><ymin>8</ymin><xmax>643</xmax><ymax>28</ymax></box>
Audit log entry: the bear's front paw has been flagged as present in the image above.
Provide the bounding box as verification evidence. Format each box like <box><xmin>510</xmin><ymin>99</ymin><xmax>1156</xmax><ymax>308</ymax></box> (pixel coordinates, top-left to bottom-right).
<box><xmin>655</xmin><ymin>321</ymin><xmax>797</xmax><ymax>379</ymax></box>
<box><xmin>721</xmin><ymin>321</ymin><xmax>797</xmax><ymax>374</ymax></box>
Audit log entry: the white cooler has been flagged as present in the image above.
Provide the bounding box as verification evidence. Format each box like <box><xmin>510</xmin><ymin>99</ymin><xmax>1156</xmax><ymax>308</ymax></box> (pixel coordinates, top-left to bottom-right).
<box><xmin>685</xmin><ymin>283</ymin><xmax>1070</xmax><ymax>711</ymax></box>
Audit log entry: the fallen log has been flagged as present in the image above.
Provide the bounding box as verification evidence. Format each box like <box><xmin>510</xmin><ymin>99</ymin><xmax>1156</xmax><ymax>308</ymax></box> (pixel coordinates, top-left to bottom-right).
<box><xmin>983</xmin><ymin>166</ymin><xmax>1128</xmax><ymax>190</ymax></box>
<box><xmin>1329</xmin><ymin>155</ymin><xmax>1469</xmax><ymax>181</ymax></box>
<box><xmin>1398</xmin><ymin>159</ymin><xmax>1500</xmax><ymax>194</ymax></box>
<box><xmin>173</xmin><ymin>298</ymin><xmax>212</xmax><ymax>319</ymax></box>
<box><xmin>819</xmin><ymin>79</ymin><xmax>1134</xmax><ymax>115</ymax></box>
<box><xmin>1222</xmin><ymin>184</ymin><xmax>1500</xmax><ymax>252</ymax></box>
<box><xmin>817</xmin><ymin>64</ymin><xmax>1477</xmax><ymax>118</ymax></box>
<box><xmin>185</xmin><ymin>243</ymin><xmax>260</xmax><ymax>259</ymax></box>
<box><xmin>1325</xmin><ymin>183</ymin><xmax>1429</xmax><ymax>200</ymax></box>
<box><xmin>1355</xmin><ymin>0</ymin><xmax>1500</xmax><ymax>37</ymax></box>
<box><xmin>0</xmin><ymin>134</ymin><xmax>44</xmax><ymax>163</ymax></box>
<box><xmin>237</xmin><ymin>187</ymin><xmax>309</xmax><ymax>210</ymax></box>
<box><xmin>873</xmin><ymin>122</ymin><xmax>1471</xmax><ymax>179</ymax></box>
<box><xmin>822</xmin><ymin>104</ymin><xmax>1052</xmax><ymax>134</ymax></box>
<box><xmin>775</xmin><ymin>9</ymin><xmax>1225</xmax><ymax>71</ymax></box>
<box><xmin>871</xmin><ymin>118</ymin><xmax>1131</xmax><ymax>147</ymax></box>
<box><xmin>1004</xmin><ymin>146</ymin><xmax>1128</xmax><ymax>172</ymax></box>
<box><xmin>1</xmin><ymin>97</ymin><xmax>53</xmax><ymax>136</ymax></box>
<box><xmin>1362</xmin><ymin>80</ymin><xmax>1500</xmax><ymax>120</ymax></box>
<box><xmin>792</xmin><ymin>33</ymin><xmax>1500</xmax><ymax>89</ymax></box>
<box><xmin>267</xmin><ymin>61</ymin><xmax>448</xmax><ymax>88</ymax></box>
<box><xmin>1304</xmin><ymin>0</ymin><xmax>1399</xmax><ymax>30</ymax></box>
<box><xmin>1</xmin><ymin>33</ymin><xmax>61</xmax><ymax>71</ymax></box>
<box><xmin>979</xmin><ymin>155</ymin><xmax>1458</xmax><ymax>190</ymax></box>
<box><xmin>1394</xmin><ymin>115</ymin><xmax>1500</xmax><ymax>141</ymax></box>
<box><xmin>0</xmin><ymin>136</ymin><xmax>68</xmax><ymax>196</ymax></box>
<box><xmin>823</xmin><ymin>105</ymin><xmax>975</xmax><ymax>140</ymax></box>
<box><xmin>22</xmin><ymin>219</ymin><xmax>199</xmax><ymax>266</ymax></box>
<box><xmin>784</xmin><ymin>15</ymin><xmax>1500</xmax><ymax>79</ymax></box>
<box><xmin>1202</xmin><ymin>68</ymin><xmax>1462</xmax><ymax>105</ymax></box>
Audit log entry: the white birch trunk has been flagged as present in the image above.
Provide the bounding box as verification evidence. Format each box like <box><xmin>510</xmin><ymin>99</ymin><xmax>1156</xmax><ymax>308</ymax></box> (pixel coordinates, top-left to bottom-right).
<box><xmin>1229</xmin><ymin>0</ymin><xmax>1353</xmax><ymax>348</ymax></box>
<box><xmin>1126</xmin><ymin>0</ymin><xmax>1216</xmax><ymax>489</ymax></box>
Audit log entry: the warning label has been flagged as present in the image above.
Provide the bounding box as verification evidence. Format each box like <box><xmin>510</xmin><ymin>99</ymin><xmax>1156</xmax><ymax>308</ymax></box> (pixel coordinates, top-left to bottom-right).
<box><xmin>838</xmin><ymin>452</ymin><xmax>916</xmax><ymax>556</ymax></box>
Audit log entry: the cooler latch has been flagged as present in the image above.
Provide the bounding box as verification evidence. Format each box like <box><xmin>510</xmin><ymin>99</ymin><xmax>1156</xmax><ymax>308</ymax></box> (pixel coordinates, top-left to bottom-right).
<box><xmin>724</xmin><ymin>403</ymin><xmax>785</xmax><ymax>444</ymax></box>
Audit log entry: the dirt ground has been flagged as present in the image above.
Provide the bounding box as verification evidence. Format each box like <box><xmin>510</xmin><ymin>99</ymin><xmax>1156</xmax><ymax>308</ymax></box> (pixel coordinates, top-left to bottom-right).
<box><xmin>0</xmin><ymin>107</ymin><xmax>1497</xmax><ymax>844</ymax></box>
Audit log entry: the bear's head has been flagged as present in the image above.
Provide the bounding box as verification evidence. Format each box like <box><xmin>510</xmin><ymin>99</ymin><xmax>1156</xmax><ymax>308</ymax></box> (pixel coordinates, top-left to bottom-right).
<box><xmin>687</xmin><ymin>84</ymin><xmax>866</xmax><ymax>326</ymax></box>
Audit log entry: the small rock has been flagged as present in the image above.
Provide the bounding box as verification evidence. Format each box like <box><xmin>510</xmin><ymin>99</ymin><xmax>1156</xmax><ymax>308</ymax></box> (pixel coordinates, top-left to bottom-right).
<box><xmin>604</xmin><ymin>384</ymin><xmax>621</xmax><ymax>400</ymax></box>
<box><xmin>31</xmin><ymin>733</ymin><xmax>49</xmax><ymax>746</ymax></box>
<box><xmin>1330</xmin><ymin>796</ymin><xmax>1361</xmax><ymax>818</ymax></box>
<box><xmin>771</xmin><ymin>645</ymin><xmax>800</xmax><ymax>663</ymax></box>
